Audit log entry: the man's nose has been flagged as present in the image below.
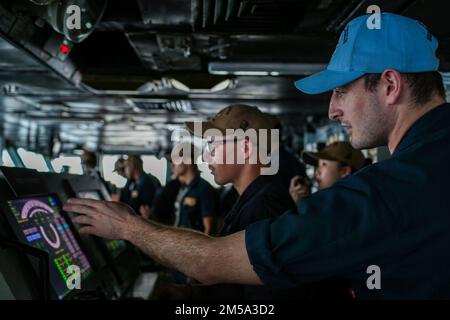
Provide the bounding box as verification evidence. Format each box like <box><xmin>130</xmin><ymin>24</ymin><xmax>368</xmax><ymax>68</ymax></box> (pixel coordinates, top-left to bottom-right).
<box><xmin>315</xmin><ymin>168</ymin><xmax>321</xmax><ymax>178</ymax></box>
<box><xmin>328</xmin><ymin>94</ymin><xmax>343</xmax><ymax>121</ymax></box>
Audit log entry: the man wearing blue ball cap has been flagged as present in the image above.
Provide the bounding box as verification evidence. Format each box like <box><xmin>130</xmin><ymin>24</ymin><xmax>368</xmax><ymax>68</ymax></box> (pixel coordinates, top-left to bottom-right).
<box><xmin>65</xmin><ymin>13</ymin><xmax>450</xmax><ymax>299</ymax></box>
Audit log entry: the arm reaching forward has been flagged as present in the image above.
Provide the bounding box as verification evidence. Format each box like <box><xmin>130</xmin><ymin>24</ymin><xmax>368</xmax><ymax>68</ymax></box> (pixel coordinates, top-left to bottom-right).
<box><xmin>64</xmin><ymin>198</ymin><xmax>262</xmax><ymax>285</ymax></box>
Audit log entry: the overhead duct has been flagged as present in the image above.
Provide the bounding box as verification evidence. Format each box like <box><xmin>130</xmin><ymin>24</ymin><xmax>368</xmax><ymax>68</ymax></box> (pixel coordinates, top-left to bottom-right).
<box><xmin>192</xmin><ymin>0</ymin><xmax>311</xmax><ymax>32</ymax></box>
<box><xmin>136</xmin><ymin>0</ymin><xmax>191</xmax><ymax>26</ymax></box>
<box><xmin>29</xmin><ymin>0</ymin><xmax>56</xmax><ymax>5</ymax></box>
<box><xmin>126</xmin><ymin>33</ymin><xmax>201</xmax><ymax>72</ymax></box>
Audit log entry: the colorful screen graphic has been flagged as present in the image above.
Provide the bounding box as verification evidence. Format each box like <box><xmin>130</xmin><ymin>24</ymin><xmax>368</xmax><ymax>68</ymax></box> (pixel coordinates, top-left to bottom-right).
<box><xmin>6</xmin><ymin>196</ymin><xmax>92</xmax><ymax>299</ymax></box>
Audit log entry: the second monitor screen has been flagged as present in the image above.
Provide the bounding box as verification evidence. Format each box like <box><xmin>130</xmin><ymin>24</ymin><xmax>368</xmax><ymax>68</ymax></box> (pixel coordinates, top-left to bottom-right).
<box><xmin>76</xmin><ymin>191</ymin><xmax>102</xmax><ymax>201</ymax></box>
<box><xmin>76</xmin><ymin>191</ymin><xmax>127</xmax><ymax>258</ymax></box>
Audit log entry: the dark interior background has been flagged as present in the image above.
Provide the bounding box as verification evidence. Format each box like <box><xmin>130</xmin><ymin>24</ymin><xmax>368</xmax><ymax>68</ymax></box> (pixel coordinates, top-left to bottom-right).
<box><xmin>0</xmin><ymin>0</ymin><xmax>449</xmax><ymax>156</ymax></box>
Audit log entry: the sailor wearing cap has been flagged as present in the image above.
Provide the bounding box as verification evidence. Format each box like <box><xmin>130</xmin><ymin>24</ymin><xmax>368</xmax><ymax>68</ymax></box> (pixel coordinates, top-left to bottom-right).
<box><xmin>290</xmin><ymin>141</ymin><xmax>365</xmax><ymax>204</ymax></box>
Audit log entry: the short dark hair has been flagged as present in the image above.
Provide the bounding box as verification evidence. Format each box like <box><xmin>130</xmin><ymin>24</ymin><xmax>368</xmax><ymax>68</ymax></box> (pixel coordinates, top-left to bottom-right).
<box><xmin>364</xmin><ymin>71</ymin><xmax>446</xmax><ymax>105</ymax></box>
<box><xmin>82</xmin><ymin>150</ymin><xmax>97</xmax><ymax>168</ymax></box>
<box><xmin>338</xmin><ymin>162</ymin><xmax>355</xmax><ymax>174</ymax></box>
<box><xmin>127</xmin><ymin>154</ymin><xmax>144</xmax><ymax>171</ymax></box>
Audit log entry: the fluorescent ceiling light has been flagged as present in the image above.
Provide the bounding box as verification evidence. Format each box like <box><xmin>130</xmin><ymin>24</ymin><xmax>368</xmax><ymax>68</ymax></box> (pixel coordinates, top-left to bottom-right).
<box><xmin>208</xmin><ymin>62</ymin><xmax>327</xmax><ymax>76</ymax></box>
<box><xmin>233</xmin><ymin>71</ymin><xmax>269</xmax><ymax>76</ymax></box>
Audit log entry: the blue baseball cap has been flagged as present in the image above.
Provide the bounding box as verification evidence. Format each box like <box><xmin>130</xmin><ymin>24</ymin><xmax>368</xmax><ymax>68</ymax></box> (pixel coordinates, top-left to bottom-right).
<box><xmin>295</xmin><ymin>13</ymin><xmax>440</xmax><ymax>94</ymax></box>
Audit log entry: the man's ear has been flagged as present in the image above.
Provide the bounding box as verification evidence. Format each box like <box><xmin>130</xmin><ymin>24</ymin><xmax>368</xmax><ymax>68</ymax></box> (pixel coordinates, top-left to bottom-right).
<box><xmin>380</xmin><ymin>69</ymin><xmax>403</xmax><ymax>105</ymax></box>
<box><xmin>339</xmin><ymin>165</ymin><xmax>352</xmax><ymax>178</ymax></box>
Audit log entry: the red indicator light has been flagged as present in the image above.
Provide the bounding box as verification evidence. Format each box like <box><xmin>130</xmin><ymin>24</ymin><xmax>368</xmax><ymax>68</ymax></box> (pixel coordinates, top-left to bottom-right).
<box><xmin>60</xmin><ymin>43</ymin><xmax>70</xmax><ymax>55</ymax></box>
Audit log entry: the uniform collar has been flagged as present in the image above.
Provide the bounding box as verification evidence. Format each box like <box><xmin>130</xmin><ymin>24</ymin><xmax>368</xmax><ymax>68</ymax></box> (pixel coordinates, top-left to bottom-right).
<box><xmin>222</xmin><ymin>175</ymin><xmax>271</xmax><ymax>234</ymax></box>
<box><xmin>393</xmin><ymin>103</ymin><xmax>450</xmax><ymax>156</ymax></box>
<box><xmin>236</xmin><ymin>175</ymin><xmax>272</xmax><ymax>208</ymax></box>
<box><xmin>183</xmin><ymin>173</ymin><xmax>201</xmax><ymax>188</ymax></box>
<box><xmin>135</xmin><ymin>173</ymin><xmax>147</xmax><ymax>184</ymax></box>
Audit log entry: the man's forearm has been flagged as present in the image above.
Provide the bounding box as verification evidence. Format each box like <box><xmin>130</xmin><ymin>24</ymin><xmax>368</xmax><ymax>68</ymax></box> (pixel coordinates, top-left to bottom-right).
<box><xmin>123</xmin><ymin>216</ymin><xmax>262</xmax><ymax>285</ymax></box>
